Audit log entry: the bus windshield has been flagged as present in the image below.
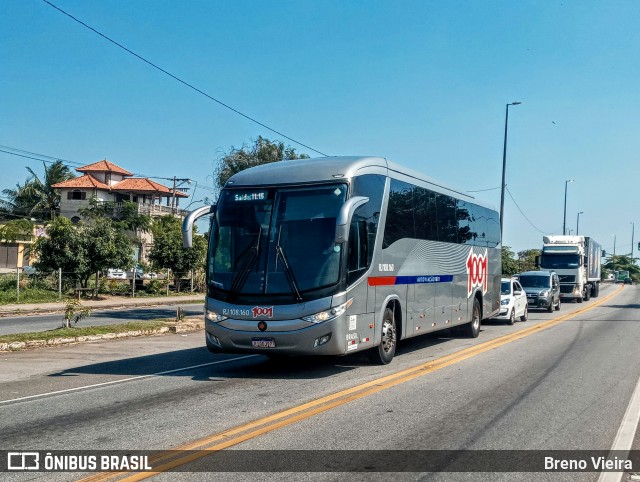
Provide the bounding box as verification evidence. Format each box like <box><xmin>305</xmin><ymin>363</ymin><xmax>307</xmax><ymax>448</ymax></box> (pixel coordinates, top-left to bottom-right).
<box><xmin>209</xmin><ymin>184</ymin><xmax>348</xmax><ymax>300</ymax></box>
<box><xmin>540</xmin><ymin>253</ymin><xmax>581</xmax><ymax>269</ymax></box>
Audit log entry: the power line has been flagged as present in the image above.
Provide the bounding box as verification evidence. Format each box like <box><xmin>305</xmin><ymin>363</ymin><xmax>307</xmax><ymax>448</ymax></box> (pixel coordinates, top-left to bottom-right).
<box><xmin>466</xmin><ymin>186</ymin><xmax>500</xmax><ymax>193</ymax></box>
<box><xmin>0</xmin><ymin>145</ymin><xmax>219</xmax><ymax>192</ymax></box>
<box><xmin>0</xmin><ymin>145</ymin><xmax>83</xmax><ymax>166</ymax></box>
<box><xmin>506</xmin><ymin>186</ymin><xmax>550</xmax><ymax>235</ymax></box>
<box><xmin>41</xmin><ymin>0</ymin><xmax>329</xmax><ymax>158</ymax></box>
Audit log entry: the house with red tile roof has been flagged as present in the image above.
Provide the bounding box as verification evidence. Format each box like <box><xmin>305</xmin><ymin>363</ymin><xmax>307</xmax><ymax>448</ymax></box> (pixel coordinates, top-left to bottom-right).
<box><xmin>52</xmin><ymin>160</ymin><xmax>189</xmax><ymax>260</ymax></box>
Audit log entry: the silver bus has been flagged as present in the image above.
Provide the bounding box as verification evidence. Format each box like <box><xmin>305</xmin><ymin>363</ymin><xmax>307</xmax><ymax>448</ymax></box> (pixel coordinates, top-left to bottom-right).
<box><xmin>183</xmin><ymin>156</ymin><xmax>501</xmax><ymax>364</ymax></box>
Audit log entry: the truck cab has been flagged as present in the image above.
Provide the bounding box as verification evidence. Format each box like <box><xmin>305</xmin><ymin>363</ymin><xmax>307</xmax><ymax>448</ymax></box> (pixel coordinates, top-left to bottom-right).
<box><xmin>538</xmin><ymin>235</ymin><xmax>601</xmax><ymax>302</ymax></box>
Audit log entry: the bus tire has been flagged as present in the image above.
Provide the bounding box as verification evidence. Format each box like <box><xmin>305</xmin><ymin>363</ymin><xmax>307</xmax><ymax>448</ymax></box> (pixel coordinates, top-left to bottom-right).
<box><xmin>462</xmin><ymin>298</ymin><xmax>481</xmax><ymax>338</ymax></box>
<box><xmin>368</xmin><ymin>307</ymin><xmax>397</xmax><ymax>365</ymax></box>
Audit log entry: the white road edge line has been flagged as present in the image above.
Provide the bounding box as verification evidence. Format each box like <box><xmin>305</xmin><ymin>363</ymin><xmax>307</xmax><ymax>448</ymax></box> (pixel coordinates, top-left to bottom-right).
<box><xmin>0</xmin><ymin>355</ymin><xmax>257</xmax><ymax>406</ymax></box>
<box><xmin>597</xmin><ymin>371</ymin><xmax>640</xmax><ymax>482</ymax></box>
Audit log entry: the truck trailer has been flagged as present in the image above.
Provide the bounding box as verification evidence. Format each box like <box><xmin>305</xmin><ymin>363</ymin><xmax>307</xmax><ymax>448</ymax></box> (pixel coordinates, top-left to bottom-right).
<box><xmin>538</xmin><ymin>235</ymin><xmax>602</xmax><ymax>302</ymax></box>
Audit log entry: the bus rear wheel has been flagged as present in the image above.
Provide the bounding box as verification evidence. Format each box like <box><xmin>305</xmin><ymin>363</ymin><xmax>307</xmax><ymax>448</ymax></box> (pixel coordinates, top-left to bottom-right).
<box><xmin>461</xmin><ymin>298</ymin><xmax>481</xmax><ymax>338</ymax></box>
<box><xmin>368</xmin><ymin>308</ymin><xmax>397</xmax><ymax>365</ymax></box>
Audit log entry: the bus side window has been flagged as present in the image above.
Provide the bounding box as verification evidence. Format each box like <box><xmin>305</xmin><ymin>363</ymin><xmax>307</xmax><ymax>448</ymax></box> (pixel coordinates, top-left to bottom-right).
<box><xmin>347</xmin><ymin>216</ymin><xmax>368</xmax><ymax>285</ymax></box>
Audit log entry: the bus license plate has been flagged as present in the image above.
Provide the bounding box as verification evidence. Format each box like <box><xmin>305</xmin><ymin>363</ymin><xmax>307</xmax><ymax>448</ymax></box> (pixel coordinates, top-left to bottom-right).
<box><xmin>252</xmin><ymin>338</ymin><xmax>276</xmax><ymax>348</ymax></box>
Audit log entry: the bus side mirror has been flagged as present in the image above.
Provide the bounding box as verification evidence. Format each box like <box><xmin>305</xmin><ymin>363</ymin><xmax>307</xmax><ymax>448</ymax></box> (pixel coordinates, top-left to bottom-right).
<box><xmin>335</xmin><ymin>196</ymin><xmax>369</xmax><ymax>243</ymax></box>
<box><xmin>182</xmin><ymin>204</ymin><xmax>216</xmax><ymax>248</ymax></box>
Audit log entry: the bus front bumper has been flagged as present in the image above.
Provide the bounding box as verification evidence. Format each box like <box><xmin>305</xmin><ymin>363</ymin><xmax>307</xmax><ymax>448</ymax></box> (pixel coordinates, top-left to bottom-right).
<box><xmin>204</xmin><ymin>317</ymin><xmax>349</xmax><ymax>356</ymax></box>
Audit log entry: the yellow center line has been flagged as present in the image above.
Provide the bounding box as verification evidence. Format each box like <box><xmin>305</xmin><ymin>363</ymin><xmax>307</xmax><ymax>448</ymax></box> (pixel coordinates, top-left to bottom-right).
<box><xmin>82</xmin><ymin>285</ymin><xmax>624</xmax><ymax>481</ymax></box>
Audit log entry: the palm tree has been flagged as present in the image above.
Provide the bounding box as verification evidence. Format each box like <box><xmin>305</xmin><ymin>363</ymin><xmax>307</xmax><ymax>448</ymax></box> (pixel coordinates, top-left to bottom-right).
<box><xmin>1</xmin><ymin>161</ymin><xmax>74</xmax><ymax>221</ymax></box>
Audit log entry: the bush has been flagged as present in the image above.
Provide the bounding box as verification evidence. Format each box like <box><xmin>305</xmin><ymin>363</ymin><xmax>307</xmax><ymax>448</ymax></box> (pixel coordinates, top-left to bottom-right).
<box><xmin>0</xmin><ymin>274</ymin><xmax>17</xmax><ymax>291</ymax></box>
<box><xmin>145</xmin><ymin>279</ymin><xmax>165</xmax><ymax>295</ymax></box>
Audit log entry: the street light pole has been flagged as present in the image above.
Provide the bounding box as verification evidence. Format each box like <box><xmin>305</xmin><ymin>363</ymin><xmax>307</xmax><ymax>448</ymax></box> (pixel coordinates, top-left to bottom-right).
<box><xmin>576</xmin><ymin>211</ymin><xmax>583</xmax><ymax>235</ymax></box>
<box><xmin>631</xmin><ymin>222</ymin><xmax>635</xmax><ymax>260</ymax></box>
<box><xmin>562</xmin><ymin>179</ymin><xmax>574</xmax><ymax>235</ymax></box>
<box><xmin>613</xmin><ymin>234</ymin><xmax>616</xmax><ymax>255</ymax></box>
<box><xmin>499</xmin><ymin>101</ymin><xmax>522</xmax><ymax>239</ymax></box>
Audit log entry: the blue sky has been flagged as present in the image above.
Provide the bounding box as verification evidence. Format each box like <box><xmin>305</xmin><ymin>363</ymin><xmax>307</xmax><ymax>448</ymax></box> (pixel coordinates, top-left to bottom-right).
<box><xmin>2</xmin><ymin>0</ymin><xmax>639</xmax><ymax>255</ymax></box>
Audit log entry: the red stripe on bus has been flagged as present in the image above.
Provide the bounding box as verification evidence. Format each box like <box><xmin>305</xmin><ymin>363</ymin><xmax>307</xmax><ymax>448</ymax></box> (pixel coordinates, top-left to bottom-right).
<box><xmin>368</xmin><ymin>276</ymin><xmax>397</xmax><ymax>286</ymax></box>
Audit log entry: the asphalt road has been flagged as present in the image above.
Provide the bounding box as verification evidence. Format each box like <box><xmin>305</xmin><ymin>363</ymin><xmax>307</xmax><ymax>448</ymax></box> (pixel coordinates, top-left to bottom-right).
<box><xmin>0</xmin><ymin>303</ymin><xmax>204</xmax><ymax>335</ymax></box>
<box><xmin>0</xmin><ymin>283</ymin><xmax>638</xmax><ymax>482</ymax></box>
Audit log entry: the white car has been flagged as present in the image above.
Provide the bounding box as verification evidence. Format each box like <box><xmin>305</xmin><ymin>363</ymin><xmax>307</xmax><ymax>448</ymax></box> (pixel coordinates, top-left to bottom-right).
<box><xmin>494</xmin><ymin>277</ymin><xmax>528</xmax><ymax>325</ymax></box>
<box><xmin>106</xmin><ymin>269</ymin><xmax>127</xmax><ymax>280</ymax></box>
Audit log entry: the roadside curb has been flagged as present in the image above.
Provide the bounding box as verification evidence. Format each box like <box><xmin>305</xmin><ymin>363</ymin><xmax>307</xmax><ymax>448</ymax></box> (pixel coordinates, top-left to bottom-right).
<box><xmin>0</xmin><ymin>319</ymin><xmax>204</xmax><ymax>352</ymax></box>
<box><xmin>0</xmin><ymin>296</ymin><xmax>204</xmax><ymax>318</ymax></box>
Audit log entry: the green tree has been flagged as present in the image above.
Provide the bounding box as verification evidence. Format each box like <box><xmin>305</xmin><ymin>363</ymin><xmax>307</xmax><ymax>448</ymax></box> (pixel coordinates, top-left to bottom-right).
<box><xmin>1</xmin><ymin>161</ymin><xmax>74</xmax><ymax>221</ymax></box>
<box><xmin>148</xmin><ymin>216</ymin><xmax>207</xmax><ymax>290</ymax></box>
<box><xmin>32</xmin><ymin>217</ymin><xmax>134</xmax><ymax>288</ymax></box>
<box><xmin>0</xmin><ymin>219</ymin><xmax>33</xmax><ymax>244</ymax></box>
<box><xmin>501</xmin><ymin>246</ymin><xmax>519</xmax><ymax>276</ymax></box>
<box><xmin>517</xmin><ymin>248</ymin><xmax>541</xmax><ymax>273</ymax></box>
<box><xmin>214</xmin><ymin>136</ymin><xmax>309</xmax><ymax>188</ymax></box>
<box><xmin>79</xmin><ymin>196</ymin><xmax>151</xmax><ymax>232</ymax></box>
<box><xmin>32</xmin><ymin>217</ymin><xmax>85</xmax><ymax>285</ymax></box>
<box><xmin>84</xmin><ymin>218</ymin><xmax>135</xmax><ymax>278</ymax></box>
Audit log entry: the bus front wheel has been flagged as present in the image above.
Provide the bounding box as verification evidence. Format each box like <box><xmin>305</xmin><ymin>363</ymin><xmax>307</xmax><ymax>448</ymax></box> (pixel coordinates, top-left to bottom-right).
<box><xmin>368</xmin><ymin>307</ymin><xmax>397</xmax><ymax>365</ymax></box>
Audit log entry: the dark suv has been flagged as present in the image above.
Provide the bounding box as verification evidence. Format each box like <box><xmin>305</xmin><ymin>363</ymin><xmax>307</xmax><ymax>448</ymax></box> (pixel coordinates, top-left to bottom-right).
<box><xmin>516</xmin><ymin>270</ymin><xmax>561</xmax><ymax>312</ymax></box>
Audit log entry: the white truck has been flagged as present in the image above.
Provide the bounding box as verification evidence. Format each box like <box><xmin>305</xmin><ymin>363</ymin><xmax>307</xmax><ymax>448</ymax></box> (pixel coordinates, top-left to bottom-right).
<box><xmin>538</xmin><ymin>235</ymin><xmax>602</xmax><ymax>302</ymax></box>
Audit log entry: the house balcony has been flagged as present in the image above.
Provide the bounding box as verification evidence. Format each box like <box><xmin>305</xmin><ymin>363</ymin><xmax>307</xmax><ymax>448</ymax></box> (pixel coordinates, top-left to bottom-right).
<box><xmin>107</xmin><ymin>201</ymin><xmax>185</xmax><ymax>217</ymax></box>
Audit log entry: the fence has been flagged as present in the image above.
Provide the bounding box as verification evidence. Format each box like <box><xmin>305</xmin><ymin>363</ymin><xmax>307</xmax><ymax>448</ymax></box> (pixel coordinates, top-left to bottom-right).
<box><xmin>0</xmin><ymin>268</ymin><xmax>205</xmax><ymax>304</ymax></box>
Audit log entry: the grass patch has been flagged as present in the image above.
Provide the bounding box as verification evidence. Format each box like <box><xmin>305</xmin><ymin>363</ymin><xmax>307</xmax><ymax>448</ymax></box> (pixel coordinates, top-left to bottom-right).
<box><xmin>0</xmin><ymin>320</ymin><xmax>169</xmax><ymax>344</ymax></box>
<box><xmin>0</xmin><ymin>289</ymin><xmax>64</xmax><ymax>305</ymax></box>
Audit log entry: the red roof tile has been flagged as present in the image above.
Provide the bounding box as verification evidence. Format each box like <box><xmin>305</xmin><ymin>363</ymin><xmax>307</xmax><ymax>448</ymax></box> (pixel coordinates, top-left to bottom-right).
<box><xmin>51</xmin><ymin>174</ymin><xmax>110</xmax><ymax>190</ymax></box>
<box><xmin>111</xmin><ymin>178</ymin><xmax>189</xmax><ymax>197</ymax></box>
<box><xmin>76</xmin><ymin>160</ymin><xmax>132</xmax><ymax>176</ymax></box>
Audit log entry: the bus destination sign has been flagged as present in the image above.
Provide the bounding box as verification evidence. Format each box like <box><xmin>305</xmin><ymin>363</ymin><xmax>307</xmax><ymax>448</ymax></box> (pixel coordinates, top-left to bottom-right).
<box><xmin>232</xmin><ymin>190</ymin><xmax>268</xmax><ymax>202</ymax></box>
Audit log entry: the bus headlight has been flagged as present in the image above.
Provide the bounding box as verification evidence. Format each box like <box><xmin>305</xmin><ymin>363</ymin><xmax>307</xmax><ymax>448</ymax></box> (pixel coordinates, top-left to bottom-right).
<box><xmin>205</xmin><ymin>309</ymin><xmax>228</xmax><ymax>323</ymax></box>
<box><xmin>302</xmin><ymin>299</ymin><xmax>353</xmax><ymax>324</ymax></box>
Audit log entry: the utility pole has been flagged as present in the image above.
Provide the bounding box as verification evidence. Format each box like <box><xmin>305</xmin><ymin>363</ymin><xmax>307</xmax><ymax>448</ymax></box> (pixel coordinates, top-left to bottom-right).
<box><xmin>169</xmin><ymin>176</ymin><xmax>177</xmax><ymax>213</ymax></box>
<box><xmin>499</xmin><ymin>101</ymin><xmax>521</xmax><ymax>239</ymax></box>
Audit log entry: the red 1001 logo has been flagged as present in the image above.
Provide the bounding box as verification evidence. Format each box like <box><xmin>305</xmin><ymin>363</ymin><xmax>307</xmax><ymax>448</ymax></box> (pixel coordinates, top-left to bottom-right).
<box><xmin>252</xmin><ymin>306</ymin><xmax>274</xmax><ymax>318</ymax></box>
<box><xmin>466</xmin><ymin>248</ymin><xmax>488</xmax><ymax>297</ymax></box>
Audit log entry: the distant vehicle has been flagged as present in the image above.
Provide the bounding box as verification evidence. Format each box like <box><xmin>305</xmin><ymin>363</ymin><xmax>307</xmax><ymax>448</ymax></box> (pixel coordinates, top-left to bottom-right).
<box><xmin>616</xmin><ymin>270</ymin><xmax>630</xmax><ymax>283</ymax></box>
<box><xmin>538</xmin><ymin>235</ymin><xmax>602</xmax><ymax>302</ymax></box>
<box><xmin>494</xmin><ymin>277</ymin><xmax>528</xmax><ymax>324</ymax></box>
<box><xmin>22</xmin><ymin>266</ymin><xmax>37</xmax><ymax>275</ymax></box>
<box><xmin>127</xmin><ymin>265</ymin><xmax>144</xmax><ymax>279</ymax></box>
<box><xmin>106</xmin><ymin>269</ymin><xmax>127</xmax><ymax>280</ymax></box>
<box><xmin>518</xmin><ymin>270</ymin><xmax>561</xmax><ymax>313</ymax></box>
<box><xmin>143</xmin><ymin>272</ymin><xmax>158</xmax><ymax>280</ymax></box>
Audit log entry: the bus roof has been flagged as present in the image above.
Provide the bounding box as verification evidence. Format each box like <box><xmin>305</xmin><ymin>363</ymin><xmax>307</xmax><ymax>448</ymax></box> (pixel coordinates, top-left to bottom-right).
<box><xmin>225</xmin><ymin>156</ymin><xmax>494</xmax><ymax>209</ymax></box>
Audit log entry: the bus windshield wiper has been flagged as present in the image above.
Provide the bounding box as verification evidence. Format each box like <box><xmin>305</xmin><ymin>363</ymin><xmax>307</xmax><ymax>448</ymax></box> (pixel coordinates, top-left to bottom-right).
<box><xmin>275</xmin><ymin>244</ymin><xmax>303</xmax><ymax>303</ymax></box>
<box><xmin>228</xmin><ymin>228</ymin><xmax>261</xmax><ymax>299</ymax></box>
